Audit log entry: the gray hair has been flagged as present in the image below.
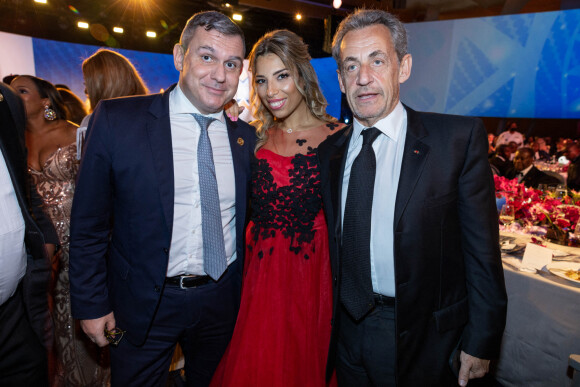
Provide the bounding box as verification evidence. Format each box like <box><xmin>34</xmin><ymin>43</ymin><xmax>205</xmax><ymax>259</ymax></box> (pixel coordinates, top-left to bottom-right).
<box><xmin>179</xmin><ymin>11</ymin><xmax>246</xmax><ymax>55</ymax></box>
<box><xmin>331</xmin><ymin>9</ymin><xmax>408</xmax><ymax>68</ymax></box>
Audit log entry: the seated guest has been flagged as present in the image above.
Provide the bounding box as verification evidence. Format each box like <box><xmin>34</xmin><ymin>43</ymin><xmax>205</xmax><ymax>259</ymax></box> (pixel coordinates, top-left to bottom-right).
<box><xmin>566</xmin><ymin>142</ymin><xmax>580</xmax><ymax>192</ymax></box>
<box><xmin>506</xmin><ymin>147</ymin><xmax>560</xmax><ymax>188</ymax></box>
<box><xmin>490</xmin><ymin>144</ymin><xmax>513</xmax><ymax>176</ymax></box>
<box><xmin>532</xmin><ymin>138</ymin><xmax>550</xmax><ymax>161</ymax></box>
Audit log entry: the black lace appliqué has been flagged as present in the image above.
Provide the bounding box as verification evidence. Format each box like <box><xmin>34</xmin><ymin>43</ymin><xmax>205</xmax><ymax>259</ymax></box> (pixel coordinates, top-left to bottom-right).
<box><xmin>296</xmin><ymin>139</ymin><xmax>307</xmax><ymax>146</ymax></box>
<box><xmin>249</xmin><ymin>152</ymin><xmax>321</xmax><ymax>259</ymax></box>
<box><xmin>327</xmin><ymin>122</ymin><xmax>340</xmax><ymax>131</ymax></box>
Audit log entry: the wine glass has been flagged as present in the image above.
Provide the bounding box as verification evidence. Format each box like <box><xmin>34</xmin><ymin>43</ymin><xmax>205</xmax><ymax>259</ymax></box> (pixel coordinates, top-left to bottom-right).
<box><xmin>499</xmin><ymin>204</ymin><xmax>515</xmax><ymax>226</ymax></box>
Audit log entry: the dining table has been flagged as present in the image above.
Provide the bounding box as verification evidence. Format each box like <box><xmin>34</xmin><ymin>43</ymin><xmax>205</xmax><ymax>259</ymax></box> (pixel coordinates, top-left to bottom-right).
<box><xmin>493</xmin><ymin>231</ymin><xmax>580</xmax><ymax>386</ymax></box>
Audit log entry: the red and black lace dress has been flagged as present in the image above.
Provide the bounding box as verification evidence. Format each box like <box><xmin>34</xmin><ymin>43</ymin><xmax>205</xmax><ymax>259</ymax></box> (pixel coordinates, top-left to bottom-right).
<box><xmin>211</xmin><ymin>148</ymin><xmax>335</xmax><ymax>387</ymax></box>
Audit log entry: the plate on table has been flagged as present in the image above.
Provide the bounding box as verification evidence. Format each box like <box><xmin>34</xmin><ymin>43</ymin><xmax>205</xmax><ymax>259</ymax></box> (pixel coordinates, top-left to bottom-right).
<box><xmin>546</xmin><ymin>262</ymin><xmax>580</xmax><ymax>284</ymax></box>
<box><xmin>500</xmin><ymin>243</ymin><xmax>525</xmax><ymax>255</ymax></box>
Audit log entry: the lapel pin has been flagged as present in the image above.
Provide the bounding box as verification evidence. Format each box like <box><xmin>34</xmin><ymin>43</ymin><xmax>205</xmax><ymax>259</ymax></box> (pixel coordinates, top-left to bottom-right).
<box><xmin>414</xmin><ymin>149</ymin><xmax>420</xmax><ymax>154</ymax></box>
<box><xmin>237</xmin><ymin>137</ymin><xmax>244</xmax><ymax>146</ymax></box>
<box><xmin>0</xmin><ymin>92</ymin><xmax>4</xmax><ymax>102</ymax></box>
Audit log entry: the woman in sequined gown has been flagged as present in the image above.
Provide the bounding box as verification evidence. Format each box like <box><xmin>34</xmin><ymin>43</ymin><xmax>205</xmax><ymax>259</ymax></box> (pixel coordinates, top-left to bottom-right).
<box><xmin>11</xmin><ymin>75</ymin><xmax>110</xmax><ymax>386</ymax></box>
<box><xmin>211</xmin><ymin>30</ymin><xmax>345</xmax><ymax>387</ymax></box>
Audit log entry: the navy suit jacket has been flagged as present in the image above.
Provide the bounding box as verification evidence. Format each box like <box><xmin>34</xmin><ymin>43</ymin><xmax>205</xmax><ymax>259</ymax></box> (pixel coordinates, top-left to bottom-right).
<box><xmin>69</xmin><ymin>85</ymin><xmax>256</xmax><ymax>346</ymax></box>
<box><xmin>318</xmin><ymin>105</ymin><xmax>507</xmax><ymax>385</ymax></box>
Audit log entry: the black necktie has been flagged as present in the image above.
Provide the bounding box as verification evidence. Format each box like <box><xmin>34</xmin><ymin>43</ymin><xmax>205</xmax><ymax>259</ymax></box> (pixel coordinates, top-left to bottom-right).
<box><xmin>341</xmin><ymin>127</ymin><xmax>382</xmax><ymax>321</ymax></box>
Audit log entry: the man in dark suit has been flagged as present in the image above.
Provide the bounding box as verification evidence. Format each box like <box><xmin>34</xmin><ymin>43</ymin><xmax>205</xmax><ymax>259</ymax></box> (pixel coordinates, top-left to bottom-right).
<box><xmin>0</xmin><ymin>83</ymin><xmax>59</xmax><ymax>386</ymax></box>
<box><xmin>506</xmin><ymin>147</ymin><xmax>561</xmax><ymax>188</ymax></box>
<box><xmin>318</xmin><ymin>9</ymin><xmax>507</xmax><ymax>386</ymax></box>
<box><xmin>566</xmin><ymin>142</ymin><xmax>580</xmax><ymax>191</ymax></box>
<box><xmin>69</xmin><ymin>11</ymin><xmax>255</xmax><ymax>386</ymax></box>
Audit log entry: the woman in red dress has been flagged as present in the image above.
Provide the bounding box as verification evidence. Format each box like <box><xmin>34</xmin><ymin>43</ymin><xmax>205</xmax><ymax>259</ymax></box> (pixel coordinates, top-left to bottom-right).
<box><xmin>211</xmin><ymin>29</ymin><xmax>344</xmax><ymax>386</ymax></box>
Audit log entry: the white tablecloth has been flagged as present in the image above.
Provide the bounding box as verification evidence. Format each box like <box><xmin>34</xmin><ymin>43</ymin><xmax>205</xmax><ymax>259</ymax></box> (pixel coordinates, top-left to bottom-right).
<box><xmin>494</xmin><ymin>233</ymin><xmax>580</xmax><ymax>386</ymax></box>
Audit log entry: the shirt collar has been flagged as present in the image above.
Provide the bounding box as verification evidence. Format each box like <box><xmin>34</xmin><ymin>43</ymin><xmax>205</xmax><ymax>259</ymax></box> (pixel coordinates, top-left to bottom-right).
<box><xmin>171</xmin><ymin>84</ymin><xmax>224</xmax><ymax>122</ymax></box>
<box><xmin>353</xmin><ymin>101</ymin><xmax>405</xmax><ymax>143</ymax></box>
<box><xmin>520</xmin><ymin>164</ymin><xmax>534</xmax><ymax>176</ymax></box>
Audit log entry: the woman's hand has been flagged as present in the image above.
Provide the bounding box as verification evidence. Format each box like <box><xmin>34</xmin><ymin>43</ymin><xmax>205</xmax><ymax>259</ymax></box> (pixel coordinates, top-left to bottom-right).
<box><xmin>224</xmin><ymin>99</ymin><xmax>245</xmax><ymax>122</ymax></box>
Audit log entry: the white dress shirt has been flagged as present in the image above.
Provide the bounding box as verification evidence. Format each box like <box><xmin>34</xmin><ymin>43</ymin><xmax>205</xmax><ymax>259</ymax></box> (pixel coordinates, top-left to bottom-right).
<box><xmin>341</xmin><ymin>102</ymin><xmax>407</xmax><ymax>297</ymax></box>
<box><xmin>0</xmin><ymin>151</ymin><xmax>26</xmax><ymax>305</ymax></box>
<box><xmin>167</xmin><ymin>85</ymin><xmax>236</xmax><ymax>277</ymax></box>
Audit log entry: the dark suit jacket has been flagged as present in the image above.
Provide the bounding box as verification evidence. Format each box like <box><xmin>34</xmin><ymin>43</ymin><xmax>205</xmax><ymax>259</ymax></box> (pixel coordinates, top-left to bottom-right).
<box><xmin>489</xmin><ymin>154</ymin><xmax>513</xmax><ymax>177</ymax></box>
<box><xmin>318</xmin><ymin>105</ymin><xmax>507</xmax><ymax>385</ymax></box>
<box><xmin>567</xmin><ymin>156</ymin><xmax>580</xmax><ymax>192</ymax></box>
<box><xmin>0</xmin><ymin>83</ymin><xmax>59</xmax><ymax>348</ymax></box>
<box><xmin>69</xmin><ymin>85</ymin><xmax>256</xmax><ymax>346</ymax></box>
<box><xmin>505</xmin><ymin>166</ymin><xmax>561</xmax><ymax>188</ymax></box>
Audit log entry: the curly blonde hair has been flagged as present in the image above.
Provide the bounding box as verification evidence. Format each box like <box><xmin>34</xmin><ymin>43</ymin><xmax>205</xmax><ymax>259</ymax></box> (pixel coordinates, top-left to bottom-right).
<box><xmin>248</xmin><ymin>29</ymin><xmax>335</xmax><ymax>151</ymax></box>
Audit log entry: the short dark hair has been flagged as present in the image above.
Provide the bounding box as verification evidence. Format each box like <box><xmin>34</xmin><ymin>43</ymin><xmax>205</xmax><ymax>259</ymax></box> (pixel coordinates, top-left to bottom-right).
<box><xmin>179</xmin><ymin>11</ymin><xmax>245</xmax><ymax>56</ymax></box>
<box><xmin>332</xmin><ymin>9</ymin><xmax>408</xmax><ymax>69</ymax></box>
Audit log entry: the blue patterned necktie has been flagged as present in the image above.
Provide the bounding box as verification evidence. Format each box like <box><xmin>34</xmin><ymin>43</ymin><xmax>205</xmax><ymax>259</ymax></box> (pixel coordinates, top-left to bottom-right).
<box><xmin>341</xmin><ymin>127</ymin><xmax>382</xmax><ymax>320</ymax></box>
<box><xmin>192</xmin><ymin>113</ymin><xmax>227</xmax><ymax>280</ymax></box>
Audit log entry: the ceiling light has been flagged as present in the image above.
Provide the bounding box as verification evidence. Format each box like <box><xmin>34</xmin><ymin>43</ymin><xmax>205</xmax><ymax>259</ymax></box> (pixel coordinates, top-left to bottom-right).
<box><xmin>232</xmin><ymin>13</ymin><xmax>242</xmax><ymax>21</ymax></box>
<box><xmin>34</xmin><ymin>0</ymin><xmax>47</xmax><ymax>3</ymax></box>
<box><xmin>333</xmin><ymin>0</ymin><xmax>342</xmax><ymax>9</ymax></box>
<box><xmin>146</xmin><ymin>31</ymin><xmax>157</xmax><ymax>38</ymax></box>
<box><xmin>113</xmin><ymin>27</ymin><xmax>124</xmax><ymax>33</ymax></box>
<box><xmin>295</xmin><ymin>13</ymin><xmax>302</xmax><ymax>21</ymax></box>
<box><xmin>224</xmin><ymin>3</ymin><xmax>231</xmax><ymax>7</ymax></box>
<box><xmin>77</xmin><ymin>21</ymin><xmax>89</xmax><ymax>29</ymax></box>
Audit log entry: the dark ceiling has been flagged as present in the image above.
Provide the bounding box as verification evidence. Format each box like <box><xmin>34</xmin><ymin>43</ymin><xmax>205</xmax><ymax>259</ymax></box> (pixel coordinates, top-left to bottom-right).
<box><xmin>0</xmin><ymin>0</ymin><xmax>571</xmax><ymax>58</ymax></box>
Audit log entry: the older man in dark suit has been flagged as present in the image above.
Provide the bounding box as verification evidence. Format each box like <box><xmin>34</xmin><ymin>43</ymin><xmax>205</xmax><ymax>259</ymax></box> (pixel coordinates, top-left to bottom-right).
<box><xmin>69</xmin><ymin>11</ymin><xmax>255</xmax><ymax>386</ymax></box>
<box><xmin>0</xmin><ymin>82</ymin><xmax>59</xmax><ymax>386</ymax></box>
<box><xmin>318</xmin><ymin>9</ymin><xmax>507</xmax><ymax>387</ymax></box>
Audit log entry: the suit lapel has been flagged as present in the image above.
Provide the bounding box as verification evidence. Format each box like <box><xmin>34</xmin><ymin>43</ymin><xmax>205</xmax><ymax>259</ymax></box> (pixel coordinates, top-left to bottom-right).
<box><xmin>146</xmin><ymin>87</ymin><xmax>175</xmax><ymax>231</ymax></box>
<box><xmin>394</xmin><ymin>106</ymin><xmax>430</xmax><ymax>228</ymax></box>
<box><xmin>224</xmin><ymin>113</ymin><xmax>249</xmax><ymax>242</ymax></box>
<box><xmin>327</xmin><ymin>125</ymin><xmax>353</xmax><ymax>239</ymax></box>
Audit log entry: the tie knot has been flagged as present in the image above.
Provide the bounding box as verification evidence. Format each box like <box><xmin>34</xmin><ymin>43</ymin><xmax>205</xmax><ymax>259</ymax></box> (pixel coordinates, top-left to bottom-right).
<box><xmin>362</xmin><ymin>127</ymin><xmax>381</xmax><ymax>146</ymax></box>
<box><xmin>192</xmin><ymin>113</ymin><xmax>216</xmax><ymax>131</ymax></box>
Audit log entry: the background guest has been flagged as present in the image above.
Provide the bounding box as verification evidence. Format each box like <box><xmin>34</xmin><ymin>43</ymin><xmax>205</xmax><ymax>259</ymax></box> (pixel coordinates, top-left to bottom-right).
<box><xmin>490</xmin><ymin>144</ymin><xmax>514</xmax><ymax>176</ymax></box>
<box><xmin>566</xmin><ymin>142</ymin><xmax>580</xmax><ymax>191</ymax></box>
<box><xmin>496</xmin><ymin>121</ymin><xmax>524</xmax><ymax>147</ymax></box>
<box><xmin>57</xmin><ymin>87</ymin><xmax>87</xmax><ymax>125</ymax></box>
<box><xmin>10</xmin><ymin>75</ymin><xmax>110</xmax><ymax>386</ymax></box>
<box><xmin>506</xmin><ymin>147</ymin><xmax>560</xmax><ymax>188</ymax></box>
<box><xmin>76</xmin><ymin>49</ymin><xmax>149</xmax><ymax>159</ymax></box>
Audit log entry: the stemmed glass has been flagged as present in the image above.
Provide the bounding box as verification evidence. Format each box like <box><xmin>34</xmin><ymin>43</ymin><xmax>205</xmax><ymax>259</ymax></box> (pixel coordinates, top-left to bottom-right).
<box><xmin>499</xmin><ymin>204</ymin><xmax>515</xmax><ymax>226</ymax></box>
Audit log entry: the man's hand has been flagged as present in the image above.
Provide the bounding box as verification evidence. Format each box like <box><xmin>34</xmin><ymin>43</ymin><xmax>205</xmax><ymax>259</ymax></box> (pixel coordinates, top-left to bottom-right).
<box><xmin>458</xmin><ymin>351</ymin><xmax>490</xmax><ymax>386</ymax></box>
<box><xmin>80</xmin><ymin>312</ymin><xmax>116</xmax><ymax>347</ymax></box>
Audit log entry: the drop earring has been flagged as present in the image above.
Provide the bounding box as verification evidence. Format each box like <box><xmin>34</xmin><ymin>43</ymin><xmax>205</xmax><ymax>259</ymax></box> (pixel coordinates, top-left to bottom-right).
<box><xmin>44</xmin><ymin>104</ymin><xmax>56</xmax><ymax>121</ymax></box>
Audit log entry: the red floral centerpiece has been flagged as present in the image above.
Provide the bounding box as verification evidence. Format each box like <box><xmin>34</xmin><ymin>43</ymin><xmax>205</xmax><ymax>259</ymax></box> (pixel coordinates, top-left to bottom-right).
<box><xmin>494</xmin><ymin>176</ymin><xmax>580</xmax><ymax>244</ymax></box>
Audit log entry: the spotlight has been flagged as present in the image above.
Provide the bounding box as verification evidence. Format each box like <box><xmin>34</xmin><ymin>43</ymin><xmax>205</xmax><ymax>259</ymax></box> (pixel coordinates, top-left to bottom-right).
<box><xmin>77</xmin><ymin>21</ymin><xmax>89</xmax><ymax>29</ymax></box>
<box><xmin>224</xmin><ymin>3</ymin><xmax>231</xmax><ymax>7</ymax></box>
<box><xmin>34</xmin><ymin>0</ymin><xmax>47</xmax><ymax>3</ymax></box>
<box><xmin>146</xmin><ymin>31</ymin><xmax>157</xmax><ymax>38</ymax></box>
<box><xmin>295</xmin><ymin>13</ymin><xmax>302</xmax><ymax>21</ymax></box>
<box><xmin>232</xmin><ymin>13</ymin><xmax>242</xmax><ymax>21</ymax></box>
<box><xmin>113</xmin><ymin>27</ymin><xmax>124</xmax><ymax>33</ymax></box>
<box><xmin>333</xmin><ymin>0</ymin><xmax>341</xmax><ymax>9</ymax></box>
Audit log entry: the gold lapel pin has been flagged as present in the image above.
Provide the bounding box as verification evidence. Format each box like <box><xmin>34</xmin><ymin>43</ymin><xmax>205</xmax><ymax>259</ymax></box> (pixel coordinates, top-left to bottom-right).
<box><xmin>0</xmin><ymin>92</ymin><xmax>4</xmax><ymax>102</ymax></box>
<box><xmin>237</xmin><ymin>137</ymin><xmax>244</xmax><ymax>146</ymax></box>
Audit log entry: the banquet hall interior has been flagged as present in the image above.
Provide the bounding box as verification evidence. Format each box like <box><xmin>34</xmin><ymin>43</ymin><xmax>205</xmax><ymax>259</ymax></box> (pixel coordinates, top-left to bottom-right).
<box><xmin>1</xmin><ymin>0</ymin><xmax>580</xmax><ymax>386</ymax></box>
